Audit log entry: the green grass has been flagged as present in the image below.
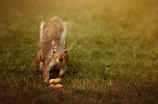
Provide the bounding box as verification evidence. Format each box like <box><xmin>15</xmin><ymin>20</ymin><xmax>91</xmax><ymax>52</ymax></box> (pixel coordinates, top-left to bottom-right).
<box><xmin>0</xmin><ymin>0</ymin><xmax>158</xmax><ymax>103</ymax></box>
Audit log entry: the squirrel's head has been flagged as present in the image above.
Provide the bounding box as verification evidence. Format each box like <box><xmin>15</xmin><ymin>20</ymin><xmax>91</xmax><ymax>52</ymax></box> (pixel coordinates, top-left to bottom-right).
<box><xmin>52</xmin><ymin>41</ymin><xmax>68</xmax><ymax>63</ymax></box>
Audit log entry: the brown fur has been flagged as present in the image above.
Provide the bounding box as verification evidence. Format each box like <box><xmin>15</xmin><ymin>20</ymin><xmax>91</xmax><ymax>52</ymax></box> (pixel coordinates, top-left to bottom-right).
<box><xmin>36</xmin><ymin>17</ymin><xmax>68</xmax><ymax>82</ymax></box>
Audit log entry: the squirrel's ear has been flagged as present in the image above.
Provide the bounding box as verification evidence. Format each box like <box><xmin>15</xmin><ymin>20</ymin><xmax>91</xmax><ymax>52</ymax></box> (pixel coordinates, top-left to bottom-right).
<box><xmin>63</xmin><ymin>41</ymin><xmax>66</xmax><ymax>48</ymax></box>
<box><xmin>52</xmin><ymin>41</ymin><xmax>55</xmax><ymax>49</ymax></box>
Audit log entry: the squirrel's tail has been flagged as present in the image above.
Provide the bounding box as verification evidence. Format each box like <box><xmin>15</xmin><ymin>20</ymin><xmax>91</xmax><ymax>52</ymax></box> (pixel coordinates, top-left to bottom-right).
<box><xmin>39</xmin><ymin>21</ymin><xmax>45</xmax><ymax>46</ymax></box>
<box><xmin>40</xmin><ymin>17</ymin><xmax>67</xmax><ymax>45</ymax></box>
<box><xmin>60</xmin><ymin>22</ymin><xmax>67</xmax><ymax>44</ymax></box>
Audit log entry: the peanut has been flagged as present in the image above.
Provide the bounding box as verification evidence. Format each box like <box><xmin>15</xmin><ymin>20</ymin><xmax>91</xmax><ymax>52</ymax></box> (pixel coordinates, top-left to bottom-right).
<box><xmin>49</xmin><ymin>78</ymin><xmax>62</xmax><ymax>84</ymax></box>
<box><xmin>49</xmin><ymin>84</ymin><xmax>63</xmax><ymax>88</ymax></box>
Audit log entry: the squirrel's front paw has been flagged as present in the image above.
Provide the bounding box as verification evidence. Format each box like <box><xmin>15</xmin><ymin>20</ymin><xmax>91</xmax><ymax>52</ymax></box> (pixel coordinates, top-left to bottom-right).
<box><xmin>58</xmin><ymin>74</ymin><xmax>63</xmax><ymax>78</ymax></box>
<box><xmin>44</xmin><ymin>79</ymin><xmax>49</xmax><ymax>83</ymax></box>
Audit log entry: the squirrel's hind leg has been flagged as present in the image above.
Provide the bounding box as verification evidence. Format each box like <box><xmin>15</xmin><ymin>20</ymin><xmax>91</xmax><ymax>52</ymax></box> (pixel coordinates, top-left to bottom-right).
<box><xmin>43</xmin><ymin>63</ymin><xmax>51</xmax><ymax>83</ymax></box>
<box><xmin>36</xmin><ymin>50</ymin><xmax>43</xmax><ymax>73</ymax></box>
<box><xmin>39</xmin><ymin>62</ymin><xmax>43</xmax><ymax>73</ymax></box>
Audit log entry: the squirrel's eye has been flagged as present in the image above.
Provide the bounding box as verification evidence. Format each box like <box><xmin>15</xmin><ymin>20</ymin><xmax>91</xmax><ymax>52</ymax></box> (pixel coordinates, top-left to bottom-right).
<box><xmin>53</xmin><ymin>50</ymin><xmax>56</xmax><ymax>53</ymax></box>
<box><xmin>65</xmin><ymin>50</ymin><xmax>67</xmax><ymax>53</ymax></box>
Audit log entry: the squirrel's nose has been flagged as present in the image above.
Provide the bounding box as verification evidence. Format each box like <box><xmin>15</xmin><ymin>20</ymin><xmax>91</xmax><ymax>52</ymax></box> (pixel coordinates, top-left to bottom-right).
<box><xmin>59</xmin><ymin>58</ymin><xmax>63</xmax><ymax>62</ymax></box>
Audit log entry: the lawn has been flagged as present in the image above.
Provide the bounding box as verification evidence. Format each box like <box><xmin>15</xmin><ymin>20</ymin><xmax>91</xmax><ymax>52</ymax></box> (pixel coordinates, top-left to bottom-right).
<box><xmin>0</xmin><ymin>0</ymin><xmax>158</xmax><ymax>104</ymax></box>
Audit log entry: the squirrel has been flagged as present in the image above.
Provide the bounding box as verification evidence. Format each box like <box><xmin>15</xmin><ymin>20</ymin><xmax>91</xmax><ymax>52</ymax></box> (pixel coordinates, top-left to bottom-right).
<box><xmin>36</xmin><ymin>17</ymin><xmax>68</xmax><ymax>83</ymax></box>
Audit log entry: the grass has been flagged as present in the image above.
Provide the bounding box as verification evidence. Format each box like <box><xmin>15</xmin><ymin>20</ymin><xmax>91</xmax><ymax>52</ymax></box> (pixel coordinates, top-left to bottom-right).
<box><xmin>0</xmin><ymin>0</ymin><xmax>158</xmax><ymax>103</ymax></box>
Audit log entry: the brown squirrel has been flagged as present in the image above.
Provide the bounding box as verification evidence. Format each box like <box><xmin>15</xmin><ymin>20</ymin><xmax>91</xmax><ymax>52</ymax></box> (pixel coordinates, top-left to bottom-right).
<box><xmin>36</xmin><ymin>17</ymin><xmax>68</xmax><ymax>83</ymax></box>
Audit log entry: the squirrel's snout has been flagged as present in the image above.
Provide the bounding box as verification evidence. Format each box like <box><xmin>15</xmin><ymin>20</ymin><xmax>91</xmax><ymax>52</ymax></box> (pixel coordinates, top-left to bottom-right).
<box><xmin>59</xmin><ymin>58</ymin><xmax>63</xmax><ymax>62</ymax></box>
<box><xmin>58</xmin><ymin>54</ymin><xmax>64</xmax><ymax>62</ymax></box>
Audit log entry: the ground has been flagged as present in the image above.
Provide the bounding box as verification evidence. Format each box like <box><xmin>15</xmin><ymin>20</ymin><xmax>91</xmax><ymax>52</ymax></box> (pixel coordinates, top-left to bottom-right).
<box><xmin>0</xmin><ymin>0</ymin><xmax>158</xmax><ymax>104</ymax></box>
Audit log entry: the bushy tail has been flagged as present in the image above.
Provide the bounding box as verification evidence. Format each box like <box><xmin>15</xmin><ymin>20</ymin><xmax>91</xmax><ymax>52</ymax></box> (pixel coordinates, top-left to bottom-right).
<box><xmin>60</xmin><ymin>22</ymin><xmax>67</xmax><ymax>44</ymax></box>
<box><xmin>39</xmin><ymin>21</ymin><xmax>45</xmax><ymax>45</ymax></box>
<box><xmin>39</xmin><ymin>17</ymin><xmax>67</xmax><ymax>45</ymax></box>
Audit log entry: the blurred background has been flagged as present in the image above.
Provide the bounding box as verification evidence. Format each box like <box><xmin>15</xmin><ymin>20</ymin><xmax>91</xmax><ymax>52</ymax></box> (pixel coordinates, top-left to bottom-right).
<box><xmin>0</xmin><ymin>0</ymin><xmax>158</xmax><ymax>103</ymax></box>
